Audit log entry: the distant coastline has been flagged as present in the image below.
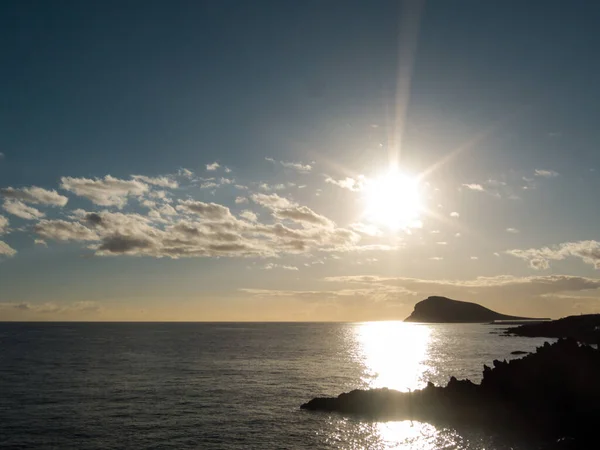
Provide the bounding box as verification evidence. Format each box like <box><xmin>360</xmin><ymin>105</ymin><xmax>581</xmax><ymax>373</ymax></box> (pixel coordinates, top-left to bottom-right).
<box><xmin>404</xmin><ymin>296</ymin><xmax>549</xmax><ymax>323</ymax></box>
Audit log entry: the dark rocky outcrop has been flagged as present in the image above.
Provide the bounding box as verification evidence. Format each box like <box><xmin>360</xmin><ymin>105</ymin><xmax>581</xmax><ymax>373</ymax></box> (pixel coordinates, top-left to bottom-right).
<box><xmin>505</xmin><ymin>314</ymin><xmax>600</xmax><ymax>345</ymax></box>
<box><xmin>301</xmin><ymin>339</ymin><xmax>600</xmax><ymax>445</ymax></box>
<box><xmin>404</xmin><ymin>296</ymin><xmax>548</xmax><ymax>323</ymax></box>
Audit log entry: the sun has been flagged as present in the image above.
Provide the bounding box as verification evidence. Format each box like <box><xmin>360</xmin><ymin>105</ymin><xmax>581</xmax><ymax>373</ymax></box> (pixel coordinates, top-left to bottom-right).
<box><xmin>363</xmin><ymin>169</ymin><xmax>423</xmax><ymax>230</ymax></box>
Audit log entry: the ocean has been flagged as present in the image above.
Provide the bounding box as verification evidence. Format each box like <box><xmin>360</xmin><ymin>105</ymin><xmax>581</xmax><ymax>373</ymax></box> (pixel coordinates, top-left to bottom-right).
<box><xmin>0</xmin><ymin>322</ymin><xmax>556</xmax><ymax>449</ymax></box>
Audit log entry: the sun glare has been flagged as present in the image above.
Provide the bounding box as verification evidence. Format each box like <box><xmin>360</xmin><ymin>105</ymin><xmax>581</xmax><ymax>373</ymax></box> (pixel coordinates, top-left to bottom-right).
<box><xmin>356</xmin><ymin>321</ymin><xmax>430</xmax><ymax>392</ymax></box>
<box><xmin>364</xmin><ymin>169</ymin><xmax>423</xmax><ymax>230</ymax></box>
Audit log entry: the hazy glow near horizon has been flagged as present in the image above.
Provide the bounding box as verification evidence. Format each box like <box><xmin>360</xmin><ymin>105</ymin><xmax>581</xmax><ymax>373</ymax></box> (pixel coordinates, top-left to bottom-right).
<box><xmin>363</xmin><ymin>169</ymin><xmax>423</xmax><ymax>230</ymax></box>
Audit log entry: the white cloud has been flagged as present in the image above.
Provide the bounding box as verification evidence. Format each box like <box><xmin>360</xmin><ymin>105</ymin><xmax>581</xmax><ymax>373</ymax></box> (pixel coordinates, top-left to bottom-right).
<box><xmin>149</xmin><ymin>190</ymin><xmax>170</xmax><ymax>201</ymax></box>
<box><xmin>200</xmin><ymin>181</ymin><xmax>218</xmax><ymax>189</ymax></box>
<box><xmin>506</xmin><ymin>227</ymin><xmax>520</xmax><ymax>234</ymax></box>
<box><xmin>157</xmin><ymin>204</ymin><xmax>177</xmax><ymax>216</ymax></box>
<box><xmin>265</xmin><ymin>157</ymin><xmax>312</xmax><ymax>173</ymax></box>
<box><xmin>0</xmin><ymin>215</ymin><xmax>8</xmax><ymax>234</ymax></box>
<box><xmin>0</xmin><ymin>240</ymin><xmax>16</xmax><ymax>256</ymax></box>
<box><xmin>263</xmin><ymin>263</ymin><xmax>299</xmax><ymax>271</ymax></box>
<box><xmin>323</xmin><ymin>274</ymin><xmax>600</xmax><ymax>300</ymax></box>
<box><xmin>462</xmin><ymin>183</ymin><xmax>485</xmax><ymax>191</ymax></box>
<box><xmin>35</xmin><ymin>203</ymin><xmax>358</xmax><ymax>259</ymax></box>
<box><xmin>3</xmin><ymin>200</ymin><xmax>45</xmax><ymax>220</ymax></box>
<box><xmin>0</xmin><ymin>186</ymin><xmax>68</xmax><ymax>206</ymax></box>
<box><xmin>206</xmin><ymin>162</ymin><xmax>220</xmax><ymax>171</ymax></box>
<box><xmin>224</xmin><ymin>167</ymin><xmax>232</xmax><ymax>173</ymax></box>
<box><xmin>132</xmin><ymin>175</ymin><xmax>178</xmax><ymax>189</ymax></box>
<box><xmin>251</xmin><ymin>193</ymin><xmax>295</xmax><ymax>209</ymax></box>
<box><xmin>176</xmin><ymin>200</ymin><xmax>234</xmax><ymax>221</ymax></box>
<box><xmin>235</xmin><ymin>197</ymin><xmax>248</xmax><ymax>204</ymax></box>
<box><xmin>60</xmin><ymin>176</ymin><xmax>149</xmax><ymax>208</ymax></box>
<box><xmin>274</xmin><ymin>205</ymin><xmax>334</xmax><ymax>228</ymax></box>
<box><xmin>507</xmin><ymin>240</ymin><xmax>600</xmax><ymax>270</ymax></box>
<box><xmin>240</xmin><ymin>210</ymin><xmax>258</xmax><ymax>222</ymax></box>
<box><xmin>325</xmin><ymin>176</ymin><xmax>363</xmax><ymax>191</ymax></box>
<box><xmin>34</xmin><ymin>239</ymin><xmax>47</xmax><ymax>246</ymax></box>
<box><xmin>259</xmin><ymin>183</ymin><xmax>286</xmax><ymax>192</ymax></box>
<box><xmin>430</xmin><ymin>256</ymin><xmax>443</xmax><ymax>261</ymax></box>
<box><xmin>35</xmin><ymin>220</ymin><xmax>99</xmax><ymax>241</ymax></box>
<box><xmin>1</xmin><ymin>169</ymin><xmax>362</xmax><ymax>260</ymax></box>
<box><xmin>470</xmin><ymin>256</ymin><xmax>479</xmax><ymax>260</ymax></box>
<box><xmin>0</xmin><ymin>300</ymin><xmax>101</xmax><ymax>314</ymax></box>
<box><xmin>450</xmin><ymin>212</ymin><xmax>460</xmax><ymax>218</ymax></box>
<box><xmin>350</xmin><ymin>222</ymin><xmax>382</xmax><ymax>237</ymax></box>
<box><xmin>534</xmin><ymin>169</ymin><xmax>559</xmax><ymax>178</ymax></box>
<box><xmin>178</xmin><ymin>168</ymin><xmax>194</xmax><ymax>179</ymax></box>
<box><xmin>436</xmin><ymin>241</ymin><xmax>447</xmax><ymax>245</ymax></box>
<box><xmin>280</xmin><ymin>161</ymin><xmax>312</xmax><ymax>172</ymax></box>
<box><xmin>250</xmin><ymin>192</ymin><xmax>333</xmax><ymax>228</ymax></box>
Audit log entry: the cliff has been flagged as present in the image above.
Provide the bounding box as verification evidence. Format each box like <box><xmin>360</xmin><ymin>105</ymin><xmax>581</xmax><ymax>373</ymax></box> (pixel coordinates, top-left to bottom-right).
<box><xmin>404</xmin><ymin>296</ymin><xmax>547</xmax><ymax>323</ymax></box>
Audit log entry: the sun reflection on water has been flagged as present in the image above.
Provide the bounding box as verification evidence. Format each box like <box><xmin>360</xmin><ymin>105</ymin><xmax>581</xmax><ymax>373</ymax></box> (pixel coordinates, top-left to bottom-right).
<box><xmin>376</xmin><ymin>421</ymin><xmax>440</xmax><ymax>449</ymax></box>
<box><xmin>355</xmin><ymin>321</ymin><xmax>431</xmax><ymax>392</ymax></box>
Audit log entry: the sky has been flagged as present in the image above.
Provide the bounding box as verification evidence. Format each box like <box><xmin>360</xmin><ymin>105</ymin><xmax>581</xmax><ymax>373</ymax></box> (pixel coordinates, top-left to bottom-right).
<box><xmin>2</xmin><ymin>0</ymin><xmax>600</xmax><ymax>321</ymax></box>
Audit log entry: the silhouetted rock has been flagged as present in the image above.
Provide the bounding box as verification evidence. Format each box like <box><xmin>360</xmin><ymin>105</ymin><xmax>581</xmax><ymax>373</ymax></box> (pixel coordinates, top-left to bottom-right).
<box><xmin>404</xmin><ymin>296</ymin><xmax>547</xmax><ymax>323</ymax></box>
<box><xmin>505</xmin><ymin>314</ymin><xmax>600</xmax><ymax>345</ymax></box>
<box><xmin>301</xmin><ymin>339</ymin><xmax>600</xmax><ymax>446</ymax></box>
<box><xmin>510</xmin><ymin>350</ymin><xmax>529</xmax><ymax>355</ymax></box>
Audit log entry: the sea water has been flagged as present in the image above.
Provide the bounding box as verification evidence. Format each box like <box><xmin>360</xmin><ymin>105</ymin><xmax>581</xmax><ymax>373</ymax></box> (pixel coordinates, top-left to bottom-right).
<box><xmin>0</xmin><ymin>322</ymin><xmax>555</xmax><ymax>449</ymax></box>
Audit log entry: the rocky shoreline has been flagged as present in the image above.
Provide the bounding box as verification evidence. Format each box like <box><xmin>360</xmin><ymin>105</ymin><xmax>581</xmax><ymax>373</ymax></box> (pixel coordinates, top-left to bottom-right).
<box><xmin>504</xmin><ymin>314</ymin><xmax>600</xmax><ymax>345</ymax></box>
<box><xmin>301</xmin><ymin>339</ymin><xmax>600</xmax><ymax>447</ymax></box>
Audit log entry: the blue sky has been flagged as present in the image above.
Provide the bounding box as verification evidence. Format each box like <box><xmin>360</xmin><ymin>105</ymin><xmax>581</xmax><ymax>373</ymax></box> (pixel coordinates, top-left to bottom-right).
<box><xmin>2</xmin><ymin>0</ymin><xmax>600</xmax><ymax>320</ymax></box>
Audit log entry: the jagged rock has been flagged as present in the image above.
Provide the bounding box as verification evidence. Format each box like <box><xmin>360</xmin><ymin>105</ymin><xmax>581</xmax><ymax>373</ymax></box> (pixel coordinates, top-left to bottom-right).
<box><xmin>301</xmin><ymin>339</ymin><xmax>600</xmax><ymax>445</ymax></box>
<box><xmin>404</xmin><ymin>296</ymin><xmax>548</xmax><ymax>323</ymax></box>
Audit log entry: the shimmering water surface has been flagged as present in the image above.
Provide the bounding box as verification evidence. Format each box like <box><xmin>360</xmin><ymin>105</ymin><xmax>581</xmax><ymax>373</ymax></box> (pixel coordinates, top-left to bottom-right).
<box><xmin>0</xmin><ymin>322</ymin><xmax>555</xmax><ymax>449</ymax></box>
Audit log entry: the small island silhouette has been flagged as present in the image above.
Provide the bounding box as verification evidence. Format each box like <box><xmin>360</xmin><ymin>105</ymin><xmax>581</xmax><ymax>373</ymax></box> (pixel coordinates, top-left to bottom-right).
<box><xmin>404</xmin><ymin>295</ymin><xmax>549</xmax><ymax>323</ymax></box>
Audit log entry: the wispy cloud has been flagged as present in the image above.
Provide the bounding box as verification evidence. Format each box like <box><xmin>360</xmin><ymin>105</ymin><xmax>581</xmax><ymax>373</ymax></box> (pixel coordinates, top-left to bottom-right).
<box><xmin>462</xmin><ymin>183</ymin><xmax>485</xmax><ymax>191</ymax></box>
<box><xmin>132</xmin><ymin>175</ymin><xmax>178</xmax><ymax>189</ymax></box>
<box><xmin>0</xmin><ymin>240</ymin><xmax>16</xmax><ymax>256</ymax></box>
<box><xmin>0</xmin><ymin>300</ymin><xmax>101</xmax><ymax>314</ymax></box>
<box><xmin>325</xmin><ymin>176</ymin><xmax>364</xmax><ymax>191</ymax></box>
<box><xmin>507</xmin><ymin>240</ymin><xmax>600</xmax><ymax>270</ymax></box>
<box><xmin>206</xmin><ymin>162</ymin><xmax>220</xmax><ymax>171</ymax></box>
<box><xmin>178</xmin><ymin>168</ymin><xmax>194</xmax><ymax>179</ymax></box>
<box><xmin>1</xmin><ymin>186</ymin><xmax>68</xmax><ymax>206</ymax></box>
<box><xmin>0</xmin><ymin>215</ymin><xmax>8</xmax><ymax>235</ymax></box>
<box><xmin>323</xmin><ymin>274</ymin><xmax>600</xmax><ymax>298</ymax></box>
<box><xmin>450</xmin><ymin>211</ymin><xmax>460</xmax><ymax>218</ymax></box>
<box><xmin>534</xmin><ymin>169</ymin><xmax>559</xmax><ymax>178</ymax></box>
<box><xmin>60</xmin><ymin>176</ymin><xmax>149</xmax><ymax>208</ymax></box>
<box><xmin>263</xmin><ymin>263</ymin><xmax>299</xmax><ymax>271</ymax></box>
<box><xmin>506</xmin><ymin>227</ymin><xmax>519</xmax><ymax>234</ymax></box>
<box><xmin>265</xmin><ymin>157</ymin><xmax>312</xmax><ymax>173</ymax></box>
<box><xmin>3</xmin><ymin>200</ymin><xmax>45</xmax><ymax>220</ymax></box>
